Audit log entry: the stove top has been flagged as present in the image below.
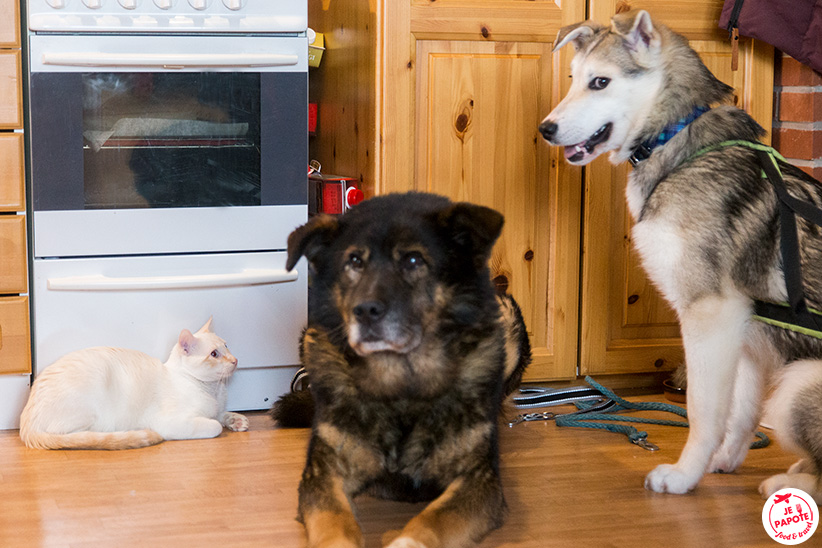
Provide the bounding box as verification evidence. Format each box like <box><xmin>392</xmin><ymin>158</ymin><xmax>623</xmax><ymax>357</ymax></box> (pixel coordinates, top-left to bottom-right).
<box><xmin>28</xmin><ymin>0</ymin><xmax>307</xmax><ymax>33</ymax></box>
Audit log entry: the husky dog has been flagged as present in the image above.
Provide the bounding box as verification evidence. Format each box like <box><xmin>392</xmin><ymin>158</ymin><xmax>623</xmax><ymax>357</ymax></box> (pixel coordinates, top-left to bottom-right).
<box><xmin>541</xmin><ymin>9</ymin><xmax>822</xmax><ymax>501</ymax></box>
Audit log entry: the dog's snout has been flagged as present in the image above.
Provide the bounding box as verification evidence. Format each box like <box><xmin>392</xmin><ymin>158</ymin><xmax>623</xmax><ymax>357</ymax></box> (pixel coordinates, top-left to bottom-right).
<box><xmin>539</xmin><ymin>121</ymin><xmax>558</xmax><ymax>141</ymax></box>
<box><xmin>353</xmin><ymin>300</ymin><xmax>386</xmax><ymax>324</ymax></box>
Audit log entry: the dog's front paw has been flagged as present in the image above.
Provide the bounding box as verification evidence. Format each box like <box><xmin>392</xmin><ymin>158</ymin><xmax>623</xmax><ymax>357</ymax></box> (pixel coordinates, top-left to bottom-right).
<box><xmin>224</xmin><ymin>412</ymin><xmax>249</xmax><ymax>432</ymax></box>
<box><xmin>759</xmin><ymin>474</ymin><xmax>791</xmax><ymax>500</ymax></box>
<box><xmin>385</xmin><ymin>537</ymin><xmax>428</xmax><ymax>548</ymax></box>
<box><xmin>708</xmin><ymin>446</ymin><xmax>747</xmax><ymax>474</ymax></box>
<box><xmin>644</xmin><ymin>464</ymin><xmax>699</xmax><ymax>494</ymax></box>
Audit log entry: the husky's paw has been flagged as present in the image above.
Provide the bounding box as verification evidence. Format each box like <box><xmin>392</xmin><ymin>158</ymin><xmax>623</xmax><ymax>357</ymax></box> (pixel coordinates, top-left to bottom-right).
<box><xmin>788</xmin><ymin>459</ymin><xmax>816</xmax><ymax>475</ymax></box>
<box><xmin>385</xmin><ymin>537</ymin><xmax>428</xmax><ymax>548</ymax></box>
<box><xmin>759</xmin><ymin>474</ymin><xmax>791</xmax><ymax>499</ymax></box>
<box><xmin>708</xmin><ymin>445</ymin><xmax>748</xmax><ymax>474</ymax></box>
<box><xmin>644</xmin><ymin>464</ymin><xmax>699</xmax><ymax>494</ymax></box>
<box><xmin>223</xmin><ymin>412</ymin><xmax>249</xmax><ymax>432</ymax></box>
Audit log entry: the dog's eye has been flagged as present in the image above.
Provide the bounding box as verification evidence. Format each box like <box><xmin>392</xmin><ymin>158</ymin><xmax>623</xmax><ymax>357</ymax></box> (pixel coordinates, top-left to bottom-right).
<box><xmin>211</xmin><ymin>350</ymin><xmax>219</xmax><ymax>358</ymax></box>
<box><xmin>347</xmin><ymin>253</ymin><xmax>364</xmax><ymax>270</ymax></box>
<box><xmin>588</xmin><ymin>77</ymin><xmax>610</xmax><ymax>90</ymax></box>
<box><xmin>401</xmin><ymin>252</ymin><xmax>426</xmax><ymax>271</ymax></box>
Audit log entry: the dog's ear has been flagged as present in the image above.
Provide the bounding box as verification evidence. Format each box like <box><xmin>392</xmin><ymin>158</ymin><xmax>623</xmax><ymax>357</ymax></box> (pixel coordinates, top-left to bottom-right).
<box><xmin>286</xmin><ymin>214</ymin><xmax>340</xmax><ymax>271</ymax></box>
<box><xmin>611</xmin><ymin>10</ymin><xmax>661</xmax><ymax>59</ymax></box>
<box><xmin>440</xmin><ymin>203</ymin><xmax>504</xmax><ymax>260</ymax></box>
<box><xmin>552</xmin><ymin>20</ymin><xmax>604</xmax><ymax>53</ymax></box>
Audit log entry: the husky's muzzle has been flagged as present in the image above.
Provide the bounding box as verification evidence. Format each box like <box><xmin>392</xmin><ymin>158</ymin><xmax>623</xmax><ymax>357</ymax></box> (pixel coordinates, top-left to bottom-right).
<box><xmin>539</xmin><ymin>121</ymin><xmax>613</xmax><ymax>164</ymax></box>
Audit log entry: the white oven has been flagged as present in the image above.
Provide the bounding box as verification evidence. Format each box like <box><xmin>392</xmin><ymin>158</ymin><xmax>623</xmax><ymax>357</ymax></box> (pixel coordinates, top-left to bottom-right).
<box><xmin>26</xmin><ymin>0</ymin><xmax>308</xmax><ymax>411</ymax></box>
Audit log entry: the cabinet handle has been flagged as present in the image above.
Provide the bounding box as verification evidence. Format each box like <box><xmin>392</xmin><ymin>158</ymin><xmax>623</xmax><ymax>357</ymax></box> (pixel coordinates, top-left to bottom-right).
<box><xmin>41</xmin><ymin>52</ymin><xmax>299</xmax><ymax>69</ymax></box>
<box><xmin>47</xmin><ymin>268</ymin><xmax>298</xmax><ymax>291</ymax></box>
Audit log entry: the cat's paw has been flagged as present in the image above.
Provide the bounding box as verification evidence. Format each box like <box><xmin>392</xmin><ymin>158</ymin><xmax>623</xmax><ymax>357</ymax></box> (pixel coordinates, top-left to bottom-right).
<box><xmin>644</xmin><ymin>464</ymin><xmax>699</xmax><ymax>494</ymax></box>
<box><xmin>224</xmin><ymin>412</ymin><xmax>249</xmax><ymax>432</ymax></box>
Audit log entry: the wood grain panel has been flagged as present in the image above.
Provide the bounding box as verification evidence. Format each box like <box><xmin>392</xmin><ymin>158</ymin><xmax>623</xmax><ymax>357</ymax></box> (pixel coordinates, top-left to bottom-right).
<box><xmin>0</xmin><ymin>215</ymin><xmax>27</xmax><ymax>293</ymax></box>
<box><xmin>410</xmin><ymin>0</ymin><xmax>565</xmax><ymax>42</ymax></box>
<box><xmin>0</xmin><ymin>133</ymin><xmax>24</xmax><ymax>212</ymax></box>
<box><xmin>0</xmin><ymin>296</ymin><xmax>30</xmax><ymax>375</ymax></box>
<box><xmin>416</xmin><ymin>41</ymin><xmax>578</xmax><ymax>380</ymax></box>
<box><xmin>0</xmin><ymin>51</ymin><xmax>22</xmax><ymax>129</ymax></box>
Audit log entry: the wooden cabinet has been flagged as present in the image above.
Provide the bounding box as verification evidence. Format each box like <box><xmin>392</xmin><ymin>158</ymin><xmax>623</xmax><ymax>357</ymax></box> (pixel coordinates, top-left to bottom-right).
<box><xmin>310</xmin><ymin>0</ymin><xmax>584</xmax><ymax>381</ymax></box>
<box><xmin>308</xmin><ymin>0</ymin><xmax>774</xmax><ymax>382</ymax></box>
<box><xmin>0</xmin><ymin>0</ymin><xmax>29</xmax><ymax>379</ymax></box>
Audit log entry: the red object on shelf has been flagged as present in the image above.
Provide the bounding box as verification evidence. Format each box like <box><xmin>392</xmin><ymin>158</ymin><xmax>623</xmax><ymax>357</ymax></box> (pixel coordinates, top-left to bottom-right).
<box><xmin>308</xmin><ymin>103</ymin><xmax>317</xmax><ymax>135</ymax></box>
<box><xmin>309</xmin><ymin>170</ymin><xmax>363</xmax><ymax>215</ymax></box>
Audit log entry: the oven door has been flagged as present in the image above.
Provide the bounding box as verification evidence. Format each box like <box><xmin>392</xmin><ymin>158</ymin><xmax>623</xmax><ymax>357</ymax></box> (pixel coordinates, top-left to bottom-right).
<box><xmin>28</xmin><ymin>33</ymin><xmax>307</xmax><ymax>257</ymax></box>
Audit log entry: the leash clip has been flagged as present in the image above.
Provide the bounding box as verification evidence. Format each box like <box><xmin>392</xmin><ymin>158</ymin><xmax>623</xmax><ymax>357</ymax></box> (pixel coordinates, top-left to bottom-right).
<box><xmin>508</xmin><ymin>412</ymin><xmax>557</xmax><ymax>427</ymax></box>
<box><xmin>631</xmin><ymin>436</ymin><xmax>659</xmax><ymax>451</ymax></box>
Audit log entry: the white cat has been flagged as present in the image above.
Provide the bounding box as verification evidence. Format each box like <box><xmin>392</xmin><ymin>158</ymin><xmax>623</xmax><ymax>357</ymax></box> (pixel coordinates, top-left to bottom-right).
<box><xmin>19</xmin><ymin>318</ymin><xmax>248</xmax><ymax>450</ymax></box>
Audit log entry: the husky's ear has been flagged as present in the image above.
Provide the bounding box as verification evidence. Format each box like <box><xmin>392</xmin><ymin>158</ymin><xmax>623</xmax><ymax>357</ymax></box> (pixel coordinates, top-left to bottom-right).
<box><xmin>286</xmin><ymin>214</ymin><xmax>340</xmax><ymax>271</ymax></box>
<box><xmin>612</xmin><ymin>10</ymin><xmax>661</xmax><ymax>56</ymax></box>
<box><xmin>439</xmin><ymin>203</ymin><xmax>504</xmax><ymax>262</ymax></box>
<box><xmin>552</xmin><ymin>21</ymin><xmax>604</xmax><ymax>53</ymax></box>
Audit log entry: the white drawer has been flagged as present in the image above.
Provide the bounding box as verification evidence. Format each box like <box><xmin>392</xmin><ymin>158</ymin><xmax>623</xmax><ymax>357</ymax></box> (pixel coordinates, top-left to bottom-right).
<box><xmin>32</xmin><ymin>251</ymin><xmax>306</xmax><ymax>410</ymax></box>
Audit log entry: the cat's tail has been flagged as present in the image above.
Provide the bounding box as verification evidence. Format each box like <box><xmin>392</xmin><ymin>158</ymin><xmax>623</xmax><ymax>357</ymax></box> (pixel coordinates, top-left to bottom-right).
<box><xmin>20</xmin><ymin>428</ymin><xmax>163</xmax><ymax>450</ymax></box>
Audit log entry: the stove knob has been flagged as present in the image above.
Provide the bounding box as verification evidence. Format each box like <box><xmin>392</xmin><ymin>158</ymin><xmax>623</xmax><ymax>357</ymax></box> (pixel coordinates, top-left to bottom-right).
<box><xmin>118</xmin><ymin>0</ymin><xmax>138</xmax><ymax>8</ymax></box>
<box><xmin>154</xmin><ymin>0</ymin><xmax>173</xmax><ymax>8</ymax></box>
<box><xmin>83</xmin><ymin>0</ymin><xmax>104</xmax><ymax>8</ymax></box>
<box><xmin>188</xmin><ymin>0</ymin><xmax>208</xmax><ymax>9</ymax></box>
<box><xmin>45</xmin><ymin>0</ymin><xmax>67</xmax><ymax>8</ymax></box>
<box><xmin>222</xmin><ymin>0</ymin><xmax>244</xmax><ymax>9</ymax></box>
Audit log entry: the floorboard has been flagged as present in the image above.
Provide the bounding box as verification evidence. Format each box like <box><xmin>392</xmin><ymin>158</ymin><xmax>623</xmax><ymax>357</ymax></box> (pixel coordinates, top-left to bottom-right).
<box><xmin>0</xmin><ymin>395</ymin><xmax>798</xmax><ymax>547</ymax></box>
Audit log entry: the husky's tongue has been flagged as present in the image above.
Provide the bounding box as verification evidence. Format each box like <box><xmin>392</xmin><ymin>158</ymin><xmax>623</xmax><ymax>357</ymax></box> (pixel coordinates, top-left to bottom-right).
<box><xmin>564</xmin><ymin>123</ymin><xmax>612</xmax><ymax>163</ymax></box>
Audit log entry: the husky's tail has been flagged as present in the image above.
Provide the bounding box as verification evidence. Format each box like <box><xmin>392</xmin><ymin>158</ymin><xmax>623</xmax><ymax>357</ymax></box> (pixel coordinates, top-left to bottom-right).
<box><xmin>20</xmin><ymin>428</ymin><xmax>163</xmax><ymax>450</ymax></box>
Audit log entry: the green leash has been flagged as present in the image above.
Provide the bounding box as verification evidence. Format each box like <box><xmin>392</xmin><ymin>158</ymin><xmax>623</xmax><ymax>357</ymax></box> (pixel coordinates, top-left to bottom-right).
<box><xmin>552</xmin><ymin>377</ymin><xmax>770</xmax><ymax>451</ymax></box>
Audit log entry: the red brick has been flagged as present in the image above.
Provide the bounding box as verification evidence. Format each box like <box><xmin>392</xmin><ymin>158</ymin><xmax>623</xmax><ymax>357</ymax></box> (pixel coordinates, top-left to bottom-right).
<box><xmin>775</xmin><ymin>54</ymin><xmax>822</xmax><ymax>86</ymax></box>
<box><xmin>778</xmin><ymin>91</ymin><xmax>822</xmax><ymax>122</ymax></box>
<box><xmin>772</xmin><ymin>127</ymin><xmax>822</xmax><ymax>160</ymax></box>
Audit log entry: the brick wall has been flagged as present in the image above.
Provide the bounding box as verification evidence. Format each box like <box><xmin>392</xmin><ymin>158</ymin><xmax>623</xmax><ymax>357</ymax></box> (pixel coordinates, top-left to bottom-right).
<box><xmin>772</xmin><ymin>53</ymin><xmax>822</xmax><ymax>181</ymax></box>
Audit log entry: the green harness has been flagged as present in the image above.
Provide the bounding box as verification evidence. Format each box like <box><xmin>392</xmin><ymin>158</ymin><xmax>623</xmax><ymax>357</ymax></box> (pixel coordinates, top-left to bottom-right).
<box><xmin>690</xmin><ymin>140</ymin><xmax>822</xmax><ymax>339</ymax></box>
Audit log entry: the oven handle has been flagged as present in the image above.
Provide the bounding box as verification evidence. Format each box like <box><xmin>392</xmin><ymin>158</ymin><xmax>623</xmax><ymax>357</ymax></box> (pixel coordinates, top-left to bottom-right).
<box><xmin>40</xmin><ymin>52</ymin><xmax>299</xmax><ymax>69</ymax></box>
<box><xmin>47</xmin><ymin>268</ymin><xmax>299</xmax><ymax>291</ymax></box>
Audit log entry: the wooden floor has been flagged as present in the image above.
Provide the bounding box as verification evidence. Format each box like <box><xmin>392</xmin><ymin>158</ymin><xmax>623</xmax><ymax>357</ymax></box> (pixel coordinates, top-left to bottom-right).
<box><xmin>0</xmin><ymin>395</ymin><xmax>798</xmax><ymax>548</ymax></box>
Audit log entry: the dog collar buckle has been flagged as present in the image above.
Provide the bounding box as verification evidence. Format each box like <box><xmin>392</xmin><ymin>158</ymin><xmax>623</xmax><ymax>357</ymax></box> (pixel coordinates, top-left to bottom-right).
<box><xmin>629</xmin><ymin>144</ymin><xmax>652</xmax><ymax>167</ymax></box>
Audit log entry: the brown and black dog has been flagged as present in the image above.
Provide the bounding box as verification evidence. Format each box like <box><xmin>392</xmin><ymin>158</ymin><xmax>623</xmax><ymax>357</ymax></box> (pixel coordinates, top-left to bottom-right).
<box><xmin>274</xmin><ymin>192</ymin><xmax>531</xmax><ymax>548</ymax></box>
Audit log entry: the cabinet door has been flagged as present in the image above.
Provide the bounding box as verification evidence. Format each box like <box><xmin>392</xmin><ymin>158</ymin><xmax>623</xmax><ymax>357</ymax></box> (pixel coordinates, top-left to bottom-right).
<box><xmin>385</xmin><ymin>0</ymin><xmax>585</xmax><ymax>381</ymax></box>
<box><xmin>0</xmin><ymin>215</ymin><xmax>27</xmax><ymax>292</ymax></box>
<box><xmin>0</xmin><ymin>0</ymin><xmax>19</xmax><ymax>48</ymax></box>
<box><xmin>0</xmin><ymin>296</ymin><xmax>31</xmax><ymax>375</ymax></box>
<box><xmin>0</xmin><ymin>51</ymin><xmax>22</xmax><ymax>129</ymax></box>
<box><xmin>0</xmin><ymin>133</ymin><xmax>24</xmax><ymax>211</ymax></box>
<box><xmin>580</xmin><ymin>1</ymin><xmax>774</xmax><ymax>375</ymax></box>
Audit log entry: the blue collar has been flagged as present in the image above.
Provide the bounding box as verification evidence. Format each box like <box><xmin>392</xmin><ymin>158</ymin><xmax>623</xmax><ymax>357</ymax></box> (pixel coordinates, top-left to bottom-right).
<box><xmin>629</xmin><ymin>106</ymin><xmax>711</xmax><ymax>167</ymax></box>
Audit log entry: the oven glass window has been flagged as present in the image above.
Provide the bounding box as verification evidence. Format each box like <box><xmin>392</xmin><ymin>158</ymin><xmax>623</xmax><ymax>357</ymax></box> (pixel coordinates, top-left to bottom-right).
<box><xmin>82</xmin><ymin>73</ymin><xmax>261</xmax><ymax>209</ymax></box>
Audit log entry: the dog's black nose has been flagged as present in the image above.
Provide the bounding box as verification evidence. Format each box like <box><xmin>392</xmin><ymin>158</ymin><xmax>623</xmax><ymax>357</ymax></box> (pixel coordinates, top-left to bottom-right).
<box><xmin>353</xmin><ymin>301</ymin><xmax>386</xmax><ymax>324</ymax></box>
<box><xmin>539</xmin><ymin>121</ymin><xmax>558</xmax><ymax>141</ymax></box>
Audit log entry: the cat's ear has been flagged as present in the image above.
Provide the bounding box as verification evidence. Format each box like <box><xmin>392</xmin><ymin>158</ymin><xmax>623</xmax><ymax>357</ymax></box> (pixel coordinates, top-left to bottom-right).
<box><xmin>286</xmin><ymin>214</ymin><xmax>340</xmax><ymax>271</ymax></box>
<box><xmin>178</xmin><ymin>329</ymin><xmax>196</xmax><ymax>355</ymax></box>
<box><xmin>196</xmin><ymin>316</ymin><xmax>213</xmax><ymax>334</ymax></box>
